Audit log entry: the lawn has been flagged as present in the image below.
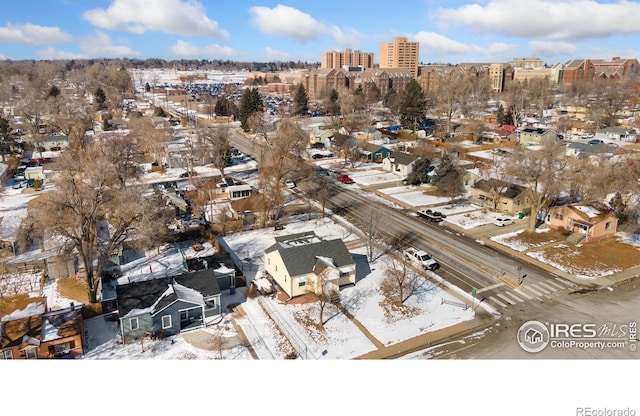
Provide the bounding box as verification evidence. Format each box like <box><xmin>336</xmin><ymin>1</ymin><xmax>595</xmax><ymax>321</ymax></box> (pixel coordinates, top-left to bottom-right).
<box><xmin>526</xmin><ymin>238</ymin><xmax>640</xmax><ymax>279</ymax></box>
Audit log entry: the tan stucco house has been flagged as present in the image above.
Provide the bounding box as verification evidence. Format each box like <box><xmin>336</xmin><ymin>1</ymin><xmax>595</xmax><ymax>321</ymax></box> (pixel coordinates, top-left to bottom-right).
<box><xmin>544</xmin><ymin>201</ymin><xmax>618</xmax><ymax>243</ymax></box>
<box><xmin>263</xmin><ymin>231</ymin><xmax>355</xmax><ymax>299</ymax></box>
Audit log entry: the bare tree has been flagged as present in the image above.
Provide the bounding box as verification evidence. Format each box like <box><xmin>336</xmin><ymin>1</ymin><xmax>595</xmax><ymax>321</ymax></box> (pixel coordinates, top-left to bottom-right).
<box><xmin>306</xmin><ymin>266</ymin><xmax>334</xmax><ymax>328</ymax></box>
<box><xmin>200</xmin><ymin>126</ymin><xmax>232</xmax><ymax>177</ymax></box>
<box><xmin>32</xmin><ymin>143</ymin><xmax>170</xmax><ymax>303</ymax></box>
<box><xmin>381</xmin><ymin>254</ymin><xmax>420</xmax><ymax>305</ymax></box>
<box><xmin>361</xmin><ymin>198</ymin><xmax>383</xmax><ymax>262</ymax></box>
<box><xmin>504</xmin><ymin>137</ymin><xmax>567</xmax><ymax>231</ymax></box>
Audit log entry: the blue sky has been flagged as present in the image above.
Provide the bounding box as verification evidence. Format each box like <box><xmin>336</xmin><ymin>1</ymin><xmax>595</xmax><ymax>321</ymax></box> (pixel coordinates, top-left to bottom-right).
<box><xmin>1</xmin><ymin>0</ymin><xmax>640</xmax><ymax>65</ymax></box>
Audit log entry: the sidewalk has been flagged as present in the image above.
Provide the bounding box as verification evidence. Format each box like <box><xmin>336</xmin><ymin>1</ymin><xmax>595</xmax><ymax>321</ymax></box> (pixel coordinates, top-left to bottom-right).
<box><xmin>355</xmin><ymin>311</ymin><xmax>497</xmax><ymax>359</ymax></box>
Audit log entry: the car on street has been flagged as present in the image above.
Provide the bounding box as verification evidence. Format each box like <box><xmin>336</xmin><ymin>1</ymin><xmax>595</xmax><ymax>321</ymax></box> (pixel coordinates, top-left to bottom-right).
<box><xmin>494</xmin><ymin>217</ymin><xmax>515</xmax><ymax>227</ymax></box>
<box><xmin>285</xmin><ymin>180</ymin><xmax>296</xmax><ymax>189</ymax></box>
<box><xmin>404</xmin><ymin>247</ymin><xmax>440</xmax><ymax>270</ymax></box>
<box><xmin>336</xmin><ymin>174</ymin><xmax>354</xmax><ymax>184</ymax></box>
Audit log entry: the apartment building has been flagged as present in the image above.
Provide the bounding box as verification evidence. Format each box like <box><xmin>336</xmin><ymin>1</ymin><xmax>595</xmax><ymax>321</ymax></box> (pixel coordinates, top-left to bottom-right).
<box><xmin>379</xmin><ymin>37</ymin><xmax>419</xmax><ymax>78</ymax></box>
<box><xmin>302</xmin><ymin>67</ymin><xmax>412</xmax><ymax>100</ymax></box>
<box><xmin>321</xmin><ymin>49</ymin><xmax>374</xmax><ymax>69</ymax></box>
<box><xmin>489</xmin><ymin>63</ymin><xmax>514</xmax><ymax>92</ymax></box>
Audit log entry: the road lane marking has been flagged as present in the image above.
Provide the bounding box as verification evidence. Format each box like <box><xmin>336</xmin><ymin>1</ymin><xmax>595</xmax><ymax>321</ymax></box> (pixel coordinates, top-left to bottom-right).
<box><xmin>530</xmin><ymin>283</ymin><xmax>551</xmax><ymax>294</ymax></box>
<box><xmin>496</xmin><ymin>293</ymin><xmax>517</xmax><ymax>305</ymax></box>
<box><xmin>542</xmin><ymin>280</ymin><xmax>565</xmax><ymax>290</ymax></box>
<box><xmin>537</xmin><ymin>281</ymin><xmax>559</xmax><ymax>292</ymax></box>
<box><xmin>488</xmin><ymin>296</ymin><xmax>508</xmax><ymax>308</ymax></box>
<box><xmin>555</xmin><ymin>277</ymin><xmax>576</xmax><ymax>287</ymax></box>
<box><xmin>523</xmin><ymin>285</ymin><xmax>544</xmax><ymax>297</ymax></box>
<box><xmin>513</xmin><ymin>289</ymin><xmax>533</xmax><ymax>299</ymax></box>
<box><xmin>503</xmin><ymin>291</ymin><xmax>524</xmax><ymax>303</ymax></box>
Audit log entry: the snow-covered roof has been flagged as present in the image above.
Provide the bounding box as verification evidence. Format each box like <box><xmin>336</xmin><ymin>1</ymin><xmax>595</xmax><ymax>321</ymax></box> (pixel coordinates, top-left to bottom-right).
<box><xmin>1</xmin><ymin>302</ymin><xmax>45</xmax><ymax>322</ymax></box>
<box><xmin>574</xmin><ymin>205</ymin><xmax>601</xmax><ymax>218</ymax></box>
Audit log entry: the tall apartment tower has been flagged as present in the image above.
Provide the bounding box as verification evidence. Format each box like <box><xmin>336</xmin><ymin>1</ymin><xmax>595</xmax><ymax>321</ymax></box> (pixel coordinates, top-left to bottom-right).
<box><xmin>321</xmin><ymin>49</ymin><xmax>374</xmax><ymax>69</ymax></box>
<box><xmin>379</xmin><ymin>37</ymin><xmax>419</xmax><ymax>78</ymax></box>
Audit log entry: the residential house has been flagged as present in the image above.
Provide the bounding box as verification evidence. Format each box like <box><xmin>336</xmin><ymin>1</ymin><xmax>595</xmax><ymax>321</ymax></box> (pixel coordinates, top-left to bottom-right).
<box><xmin>545</xmin><ymin>201</ymin><xmax>618</xmax><ymax>243</ymax></box>
<box><xmin>359</xmin><ymin>142</ymin><xmax>392</xmax><ymax>163</ymax></box>
<box><xmin>565</xmin><ymin>142</ymin><xmax>621</xmax><ymax>162</ymax></box>
<box><xmin>0</xmin><ymin>301</ymin><xmax>84</xmax><ymax>359</ymax></box>
<box><xmin>519</xmin><ymin>127</ymin><xmax>557</xmax><ymax>147</ymax></box>
<box><xmin>470</xmin><ymin>178</ymin><xmax>532</xmax><ymax>216</ymax></box>
<box><xmin>355</xmin><ymin>128</ymin><xmax>382</xmax><ymax>142</ymax></box>
<box><xmin>594</xmin><ymin>127</ymin><xmax>638</xmax><ymax>143</ymax></box>
<box><xmin>382</xmin><ymin>151</ymin><xmax>420</xmax><ymax>177</ymax></box>
<box><xmin>263</xmin><ymin>231</ymin><xmax>356</xmax><ymax>299</ymax></box>
<box><xmin>115</xmin><ymin>269</ymin><xmax>222</xmax><ymax>344</ymax></box>
<box><xmin>309</xmin><ymin>128</ymin><xmax>334</xmax><ymax>148</ymax></box>
<box><xmin>41</xmin><ymin>133</ymin><xmax>69</xmax><ymax>151</ymax></box>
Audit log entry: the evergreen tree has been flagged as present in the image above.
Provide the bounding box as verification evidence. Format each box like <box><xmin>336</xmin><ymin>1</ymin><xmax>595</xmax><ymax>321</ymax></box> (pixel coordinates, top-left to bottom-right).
<box><xmin>239</xmin><ymin>87</ymin><xmax>263</xmax><ymax>131</ymax></box>
<box><xmin>326</xmin><ymin>89</ymin><xmax>340</xmax><ymax>115</ymax></box>
<box><xmin>47</xmin><ymin>85</ymin><xmax>60</xmax><ymax>99</ymax></box>
<box><xmin>215</xmin><ymin>96</ymin><xmax>231</xmax><ymax>116</ymax></box>
<box><xmin>405</xmin><ymin>157</ymin><xmax>431</xmax><ymax>185</ymax></box>
<box><xmin>496</xmin><ymin>104</ymin><xmax>506</xmax><ymax>125</ymax></box>
<box><xmin>292</xmin><ymin>83</ymin><xmax>309</xmax><ymax>116</ymax></box>
<box><xmin>94</xmin><ymin>87</ymin><xmax>107</xmax><ymax>110</ymax></box>
<box><xmin>383</xmin><ymin>88</ymin><xmax>400</xmax><ymax>114</ymax></box>
<box><xmin>399</xmin><ymin>79</ymin><xmax>427</xmax><ymax>130</ymax></box>
<box><xmin>431</xmin><ymin>153</ymin><xmax>463</xmax><ymax>203</ymax></box>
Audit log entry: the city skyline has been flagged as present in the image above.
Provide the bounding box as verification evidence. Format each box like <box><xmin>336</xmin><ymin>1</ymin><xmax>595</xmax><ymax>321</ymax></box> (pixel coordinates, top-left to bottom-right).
<box><xmin>1</xmin><ymin>0</ymin><xmax>640</xmax><ymax>65</ymax></box>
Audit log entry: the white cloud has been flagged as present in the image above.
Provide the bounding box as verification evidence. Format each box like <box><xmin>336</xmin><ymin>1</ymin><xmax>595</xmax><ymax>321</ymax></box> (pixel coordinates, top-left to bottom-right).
<box><xmin>414</xmin><ymin>31</ymin><xmax>472</xmax><ymax>55</ymax></box>
<box><xmin>479</xmin><ymin>42</ymin><xmax>518</xmax><ymax>61</ymax></box>
<box><xmin>36</xmin><ymin>47</ymin><xmax>86</xmax><ymax>60</ymax></box>
<box><xmin>435</xmin><ymin>0</ymin><xmax>640</xmax><ymax>41</ymax></box>
<box><xmin>530</xmin><ymin>40</ymin><xmax>578</xmax><ymax>57</ymax></box>
<box><xmin>249</xmin><ymin>4</ymin><xmax>363</xmax><ymax>46</ymax></box>
<box><xmin>0</xmin><ymin>23</ymin><xmax>72</xmax><ymax>44</ymax></box>
<box><xmin>83</xmin><ymin>0</ymin><xmax>230</xmax><ymax>38</ymax></box>
<box><xmin>79</xmin><ymin>31</ymin><xmax>140</xmax><ymax>57</ymax></box>
<box><xmin>170</xmin><ymin>40</ymin><xmax>243</xmax><ymax>58</ymax></box>
<box><xmin>264</xmin><ymin>46</ymin><xmax>292</xmax><ymax>62</ymax></box>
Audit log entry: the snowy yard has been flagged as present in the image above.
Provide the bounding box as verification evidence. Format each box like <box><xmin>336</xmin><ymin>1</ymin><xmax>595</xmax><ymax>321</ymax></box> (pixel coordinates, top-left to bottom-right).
<box><xmin>444</xmin><ymin>209</ymin><xmax>513</xmax><ymax>229</ymax></box>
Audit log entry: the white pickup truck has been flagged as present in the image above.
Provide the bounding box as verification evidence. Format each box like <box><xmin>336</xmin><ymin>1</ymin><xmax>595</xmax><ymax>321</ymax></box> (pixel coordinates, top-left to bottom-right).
<box><xmin>404</xmin><ymin>247</ymin><xmax>440</xmax><ymax>271</ymax></box>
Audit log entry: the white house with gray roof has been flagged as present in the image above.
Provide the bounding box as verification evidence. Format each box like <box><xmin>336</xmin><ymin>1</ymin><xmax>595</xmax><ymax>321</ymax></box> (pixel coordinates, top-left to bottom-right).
<box><xmin>594</xmin><ymin>127</ymin><xmax>637</xmax><ymax>143</ymax></box>
<box><xmin>382</xmin><ymin>151</ymin><xmax>420</xmax><ymax>177</ymax></box>
<box><xmin>263</xmin><ymin>231</ymin><xmax>355</xmax><ymax>299</ymax></box>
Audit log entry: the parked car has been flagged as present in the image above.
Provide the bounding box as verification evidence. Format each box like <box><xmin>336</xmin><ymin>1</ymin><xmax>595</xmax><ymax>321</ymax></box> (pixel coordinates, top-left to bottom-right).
<box><xmin>285</xmin><ymin>180</ymin><xmax>296</xmax><ymax>189</ymax></box>
<box><xmin>494</xmin><ymin>217</ymin><xmax>515</xmax><ymax>227</ymax></box>
<box><xmin>588</xmin><ymin>139</ymin><xmax>604</xmax><ymax>145</ymax></box>
<box><xmin>336</xmin><ymin>174</ymin><xmax>354</xmax><ymax>184</ymax></box>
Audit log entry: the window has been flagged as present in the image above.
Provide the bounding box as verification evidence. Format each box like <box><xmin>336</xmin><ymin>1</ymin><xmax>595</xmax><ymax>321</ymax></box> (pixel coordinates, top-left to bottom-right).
<box><xmin>180</xmin><ymin>310</ymin><xmax>188</xmax><ymax>322</ymax></box>
<box><xmin>162</xmin><ymin>315</ymin><xmax>172</xmax><ymax>329</ymax></box>
<box><xmin>554</xmin><ymin>214</ymin><xmax>563</xmax><ymax>220</ymax></box>
<box><xmin>25</xmin><ymin>347</ymin><xmax>37</xmax><ymax>359</ymax></box>
<box><xmin>52</xmin><ymin>342</ymin><xmax>73</xmax><ymax>355</ymax></box>
<box><xmin>605</xmin><ymin>222</ymin><xmax>612</xmax><ymax>230</ymax></box>
<box><xmin>298</xmin><ymin>276</ymin><xmax>307</xmax><ymax>287</ymax></box>
<box><xmin>206</xmin><ymin>299</ymin><xmax>216</xmax><ymax>309</ymax></box>
<box><xmin>0</xmin><ymin>349</ymin><xmax>13</xmax><ymax>359</ymax></box>
<box><xmin>129</xmin><ymin>317</ymin><xmax>139</xmax><ymax>331</ymax></box>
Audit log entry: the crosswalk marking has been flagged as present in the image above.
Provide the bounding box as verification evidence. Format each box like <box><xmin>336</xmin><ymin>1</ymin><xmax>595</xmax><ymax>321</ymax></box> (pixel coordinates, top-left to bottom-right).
<box><xmin>537</xmin><ymin>281</ymin><xmax>560</xmax><ymax>292</ymax></box>
<box><xmin>542</xmin><ymin>280</ymin><xmax>565</xmax><ymax>290</ymax></box>
<box><xmin>555</xmin><ymin>277</ymin><xmax>576</xmax><ymax>287</ymax></box>
<box><xmin>530</xmin><ymin>283</ymin><xmax>551</xmax><ymax>294</ymax></box>
<box><xmin>523</xmin><ymin>285</ymin><xmax>545</xmax><ymax>296</ymax></box>
<box><xmin>488</xmin><ymin>296</ymin><xmax>508</xmax><ymax>308</ymax></box>
<box><xmin>477</xmin><ymin>282</ymin><xmax>505</xmax><ymax>294</ymax></box>
<box><xmin>497</xmin><ymin>293</ymin><xmax>517</xmax><ymax>305</ymax></box>
<box><xmin>514</xmin><ymin>289</ymin><xmax>533</xmax><ymax>299</ymax></box>
<box><xmin>504</xmin><ymin>291</ymin><xmax>524</xmax><ymax>303</ymax></box>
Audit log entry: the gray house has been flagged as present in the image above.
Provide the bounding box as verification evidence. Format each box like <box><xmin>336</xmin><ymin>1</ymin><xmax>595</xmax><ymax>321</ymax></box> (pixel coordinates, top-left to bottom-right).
<box><xmin>359</xmin><ymin>142</ymin><xmax>393</xmax><ymax>162</ymax></box>
<box><xmin>382</xmin><ymin>151</ymin><xmax>420</xmax><ymax>177</ymax></box>
<box><xmin>594</xmin><ymin>127</ymin><xmax>638</xmax><ymax>143</ymax></box>
<box><xmin>115</xmin><ymin>270</ymin><xmax>222</xmax><ymax>343</ymax></box>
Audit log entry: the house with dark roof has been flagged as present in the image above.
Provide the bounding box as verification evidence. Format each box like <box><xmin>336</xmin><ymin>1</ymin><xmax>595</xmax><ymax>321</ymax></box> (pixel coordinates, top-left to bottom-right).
<box><xmin>0</xmin><ymin>300</ymin><xmax>84</xmax><ymax>359</ymax></box>
<box><xmin>263</xmin><ymin>231</ymin><xmax>355</xmax><ymax>299</ymax></box>
<box><xmin>470</xmin><ymin>178</ymin><xmax>531</xmax><ymax>216</ymax></box>
<box><xmin>358</xmin><ymin>142</ymin><xmax>392</xmax><ymax>162</ymax></box>
<box><xmin>519</xmin><ymin>127</ymin><xmax>557</xmax><ymax>147</ymax></box>
<box><xmin>115</xmin><ymin>269</ymin><xmax>222</xmax><ymax>344</ymax></box>
<box><xmin>382</xmin><ymin>151</ymin><xmax>421</xmax><ymax>177</ymax></box>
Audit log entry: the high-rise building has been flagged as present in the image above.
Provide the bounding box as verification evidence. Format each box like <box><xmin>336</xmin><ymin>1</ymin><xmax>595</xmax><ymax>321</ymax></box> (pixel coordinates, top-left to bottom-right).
<box><xmin>379</xmin><ymin>37</ymin><xmax>419</xmax><ymax>78</ymax></box>
<box><xmin>321</xmin><ymin>49</ymin><xmax>374</xmax><ymax>69</ymax></box>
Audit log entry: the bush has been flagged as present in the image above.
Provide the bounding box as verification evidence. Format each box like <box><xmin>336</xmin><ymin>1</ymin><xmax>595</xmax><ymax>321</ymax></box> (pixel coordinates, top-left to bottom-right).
<box><xmin>246</xmin><ymin>284</ymin><xmax>258</xmax><ymax>299</ymax></box>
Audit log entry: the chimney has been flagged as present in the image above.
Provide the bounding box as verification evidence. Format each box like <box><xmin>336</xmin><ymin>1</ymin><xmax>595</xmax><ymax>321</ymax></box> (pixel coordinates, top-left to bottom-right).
<box><xmin>69</xmin><ymin>302</ymin><xmax>75</xmax><ymax>311</ymax></box>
